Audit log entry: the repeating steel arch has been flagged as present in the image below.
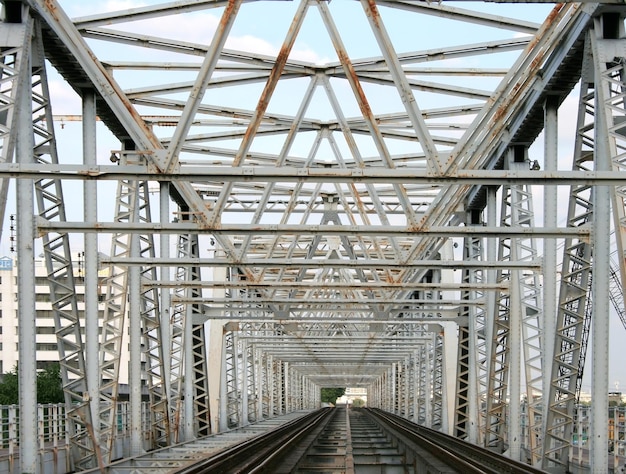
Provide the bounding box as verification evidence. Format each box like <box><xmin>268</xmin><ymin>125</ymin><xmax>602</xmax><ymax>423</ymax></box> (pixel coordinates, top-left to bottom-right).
<box><xmin>1</xmin><ymin>1</ymin><xmax>626</xmax><ymax>472</ymax></box>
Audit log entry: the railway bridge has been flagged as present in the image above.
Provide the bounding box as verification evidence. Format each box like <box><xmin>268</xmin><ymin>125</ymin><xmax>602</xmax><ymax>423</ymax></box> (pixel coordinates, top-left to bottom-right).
<box><xmin>0</xmin><ymin>0</ymin><xmax>625</xmax><ymax>472</ymax></box>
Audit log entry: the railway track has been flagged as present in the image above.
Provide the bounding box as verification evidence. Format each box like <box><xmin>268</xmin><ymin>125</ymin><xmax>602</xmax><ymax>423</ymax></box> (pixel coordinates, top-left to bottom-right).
<box><xmin>173</xmin><ymin>406</ymin><xmax>546</xmax><ymax>473</ymax></box>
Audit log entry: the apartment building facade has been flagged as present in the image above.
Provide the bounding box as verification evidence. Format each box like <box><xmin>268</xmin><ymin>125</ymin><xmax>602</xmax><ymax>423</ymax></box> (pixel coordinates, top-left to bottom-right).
<box><xmin>0</xmin><ymin>255</ymin><xmax>130</xmax><ymax>383</ymax></box>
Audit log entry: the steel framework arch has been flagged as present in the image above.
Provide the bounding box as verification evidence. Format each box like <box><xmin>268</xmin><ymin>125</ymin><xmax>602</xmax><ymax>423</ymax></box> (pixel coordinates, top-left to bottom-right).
<box><xmin>1</xmin><ymin>1</ymin><xmax>625</xmax><ymax>473</ymax></box>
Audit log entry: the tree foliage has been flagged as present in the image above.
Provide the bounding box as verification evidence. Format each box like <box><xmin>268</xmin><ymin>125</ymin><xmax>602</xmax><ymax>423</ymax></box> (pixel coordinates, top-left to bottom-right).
<box><xmin>320</xmin><ymin>387</ymin><xmax>345</xmax><ymax>404</ymax></box>
<box><xmin>0</xmin><ymin>364</ymin><xmax>64</xmax><ymax>405</ymax></box>
<box><xmin>36</xmin><ymin>364</ymin><xmax>64</xmax><ymax>404</ymax></box>
<box><xmin>0</xmin><ymin>367</ymin><xmax>18</xmax><ymax>405</ymax></box>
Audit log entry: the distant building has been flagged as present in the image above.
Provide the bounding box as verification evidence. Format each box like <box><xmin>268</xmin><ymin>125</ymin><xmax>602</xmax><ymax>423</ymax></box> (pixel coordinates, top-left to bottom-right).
<box><xmin>338</xmin><ymin>387</ymin><xmax>367</xmax><ymax>406</ymax></box>
<box><xmin>0</xmin><ymin>255</ymin><xmax>130</xmax><ymax>382</ymax></box>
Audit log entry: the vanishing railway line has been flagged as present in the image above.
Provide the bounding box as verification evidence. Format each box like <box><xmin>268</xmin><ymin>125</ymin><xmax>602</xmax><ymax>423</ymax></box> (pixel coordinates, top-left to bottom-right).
<box><xmin>173</xmin><ymin>406</ymin><xmax>545</xmax><ymax>474</ymax></box>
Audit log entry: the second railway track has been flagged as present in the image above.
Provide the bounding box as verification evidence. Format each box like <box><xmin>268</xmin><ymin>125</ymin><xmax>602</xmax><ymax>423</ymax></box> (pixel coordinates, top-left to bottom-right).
<box><xmin>173</xmin><ymin>405</ymin><xmax>546</xmax><ymax>474</ymax></box>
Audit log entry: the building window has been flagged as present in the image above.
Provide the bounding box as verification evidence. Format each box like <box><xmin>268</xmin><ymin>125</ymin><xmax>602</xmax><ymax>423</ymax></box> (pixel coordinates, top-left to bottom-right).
<box><xmin>36</xmin><ymin>327</ymin><xmax>56</xmax><ymax>335</ymax></box>
<box><xmin>36</xmin><ymin>343</ymin><xmax>58</xmax><ymax>351</ymax></box>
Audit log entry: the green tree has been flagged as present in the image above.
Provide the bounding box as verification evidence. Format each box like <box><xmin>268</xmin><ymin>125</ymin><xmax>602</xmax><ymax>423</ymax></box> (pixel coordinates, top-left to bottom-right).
<box><xmin>0</xmin><ymin>364</ymin><xmax>64</xmax><ymax>405</ymax></box>
<box><xmin>0</xmin><ymin>366</ymin><xmax>18</xmax><ymax>405</ymax></box>
<box><xmin>36</xmin><ymin>364</ymin><xmax>64</xmax><ymax>404</ymax></box>
<box><xmin>320</xmin><ymin>387</ymin><xmax>345</xmax><ymax>404</ymax></box>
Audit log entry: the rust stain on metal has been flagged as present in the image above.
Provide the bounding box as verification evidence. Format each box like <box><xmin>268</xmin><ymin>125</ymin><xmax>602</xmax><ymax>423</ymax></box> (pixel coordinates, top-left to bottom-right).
<box><xmin>407</xmin><ymin>224</ymin><xmax>425</xmax><ymax>233</ymax></box>
<box><xmin>490</xmin><ymin>4</ymin><xmax>564</xmax><ymax>132</ymax></box>
<box><xmin>338</xmin><ymin>48</ymin><xmax>374</xmax><ymax>121</ymax></box>
<box><xmin>366</xmin><ymin>0</ymin><xmax>381</xmax><ymax>29</ymax></box>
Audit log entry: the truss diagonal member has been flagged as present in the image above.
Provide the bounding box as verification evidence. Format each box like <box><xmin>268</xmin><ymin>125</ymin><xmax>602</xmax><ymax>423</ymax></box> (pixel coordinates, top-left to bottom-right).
<box><xmin>161</xmin><ymin>0</ymin><xmax>241</xmax><ymax>174</ymax></box>
<box><xmin>375</xmin><ymin>0</ymin><xmax>540</xmax><ymax>34</ymax></box>
<box><xmin>0</xmin><ymin>19</ymin><xmax>29</xmax><ymax>244</ymax></box>
<box><xmin>317</xmin><ymin>0</ymin><xmax>420</xmax><ymax>228</ymax></box>
<box><xmin>405</xmin><ymin>4</ymin><xmax>584</xmax><ymax>266</ymax></box>
<box><xmin>207</xmin><ymin>0</ymin><xmax>310</xmax><ymax>230</ymax></box>
<box><xmin>360</xmin><ymin>0</ymin><xmax>441</xmax><ymax>174</ymax></box>
<box><xmin>241</xmin><ymin>76</ymin><xmax>319</xmax><ymax>259</ymax></box>
<box><xmin>596</xmin><ymin>48</ymin><xmax>626</xmax><ymax>334</ymax></box>
<box><xmin>25</xmin><ymin>0</ymin><xmax>242</xmax><ymax>261</ymax></box>
<box><xmin>30</xmin><ymin>20</ymin><xmax>101</xmax><ymax>472</ymax></box>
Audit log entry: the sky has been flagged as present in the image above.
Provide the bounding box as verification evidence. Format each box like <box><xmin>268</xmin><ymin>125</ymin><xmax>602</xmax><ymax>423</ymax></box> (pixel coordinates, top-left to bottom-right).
<box><xmin>3</xmin><ymin>0</ymin><xmax>625</xmax><ymax>392</ymax></box>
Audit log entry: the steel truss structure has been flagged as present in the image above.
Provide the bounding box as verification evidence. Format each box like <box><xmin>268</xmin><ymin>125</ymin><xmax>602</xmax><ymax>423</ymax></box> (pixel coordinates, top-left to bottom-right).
<box><xmin>1</xmin><ymin>0</ymin><xmax>626</xmax><ymax>472</ymax></box>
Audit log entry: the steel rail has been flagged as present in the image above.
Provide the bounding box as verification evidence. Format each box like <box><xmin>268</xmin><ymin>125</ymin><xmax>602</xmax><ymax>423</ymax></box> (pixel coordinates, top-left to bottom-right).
<box><xmin>367</xmin><ymin>408</ymin><xmax>546</xmax><ymax>474</ymax></box>
<box><xmin>173</xmin><ymin>407</ymin><xmax>333</xmax><ymax>474</ymax></box>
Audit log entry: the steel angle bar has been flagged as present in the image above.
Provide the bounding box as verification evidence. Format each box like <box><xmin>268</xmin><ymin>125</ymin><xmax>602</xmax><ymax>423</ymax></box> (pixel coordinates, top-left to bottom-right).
<box><xmin>143</xmin><ymin>280</ymin><xmax>510</xmax><ymax>290</ymax></box>
<box><xmin>202</xmin><ymin>315</ymin><xmax>464</xmax><ymax>322</ymax></box>
<box><xmin>4</xmin><ymin>163</ymin><xmax>626</xmax><ymax>184</ymax></box>
<box><xmin>72</xmin><ymin>0</ymin><xmax>234</xmax><ymax>28</ymax></box>
<box><xmin>36</xmin><ymin>220</ymin><xmax>589</xmax><ymax>238</ymax></box>
<box><xmin>355</xmin><ymin>73</ymin><xmax>493</xmax><ymax>100</ymax></box>
<box><xmin>206</xmin><ymin>0</ymin><xmax>310</xmax><ymax>229</ymax></box>
<box><xmin>343</xmin><ymin>38</ymin><xmax>531</xmax><ymax>72</ymax></box>
<box><xmin>375</xmin><ymin>0</ymin><xmax>540</xmax><ymax>33</ymax></box>
<box><xmin>172</xmin><ymin>296</ymin><xmax>481</xmax><ymax>305</ymax></box>
<box><xmin>25</xmin><ymin>0</ymin><xmax>244</xmax><ymax>263</ymax></box>
<box><xmin>101</xmin><ymin>257</ymin><xmax>539</xmax><ymax>269</ymax></box>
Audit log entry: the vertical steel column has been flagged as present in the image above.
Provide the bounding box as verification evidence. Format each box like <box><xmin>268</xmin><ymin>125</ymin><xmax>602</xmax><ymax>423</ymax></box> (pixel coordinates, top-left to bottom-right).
<box><xmin>486</xmin><ymin>178</ymin><xmax>513</xmax><ymax>452</ymax></box>
<box><xmin>159</xmin><ymin>184</ymin><xmax>172</xmax><ymax>438</ymax></box>
<box><xmin>255</xmin><ymin>347</ymin><xmax>264</xmax><ymax>420</ymax></box>
<box><xmin>245</xmin><ymin>339</ymin><xmax>257</xmax><ymax>422</ymax></box>
<box><xmin>431</xmin><ymin>329</ymin><xmax>444</xmax><ymax>431</ymax></box>
<box><xmin>389</xmin><ymin>367</ymin><xmax>393</xmax><ymax>413</ymax></box>
<box><xmin>219</xmin><ymin>329</ymin><xmax>228</xmax><ymax>432</ymax></box>
<box><xmin>16</xmin><ymin>19</ymin><xmax>36</xmax><ymax>472</ymax></box>
<box><xmin>82</xmin><ymin>89</ymin><xmax>100</xmax><ymax>453</ymax></box>
<box><xmin>128</xmin><ymin>194</ymin><xmax>143</xmax><ymax>456</ymax></box>
<box><xmin>543</xmin><ymin>98</ymin><xmax>559</xmax><ymax>455</ymax></box>
<box><xmin>100</xmin><ymin>180</ymin><xmax>131</xmax><ymax>463</ymax></box>
<box><xmin>412</xmin><ymin>350</ymin><xmax>419</xmax><ymax>423</ymax></box>
<box><xmin>417</xmin><ymin>346</ymin><xmax>426</xmax><ymax>424</ymax></box>
<box><xmin>456</xmin><ymin>215</ymin><xmax>483</xmax><ymax>441</ymax></box>
<box><xmin>207</xmin><ymin>271</ymin><xmax>226</xmax><ymax>433</ymax></box>
<box><xmin>241</xmin><ymin>339</ymin><xmax>249</xmax><ymax>426</ymax></box>
<box><xmin>482</xmin><ymin>188</ymin><xmax>497</xmax><ymax>444</ymax></box>
<box><xmin>284</xmin><ymin>362</ymin><xmax>290</xmax><ymax>413</ymax></box>
<box><xmin>183</xmin><ymin>285</ymin><xmax>194</xmax><ymax>440</ymax></box>
<box><xmin>170</xmin><ymin>231</ymin><xmax>189</xmax><ymax>441</ymax></box>
<box><xmin>425</xmin><ymin>335</ymin><xmax>433</xmax><ymax>428</ymax></box>
<box><xmin>509</xmin><ymin>253</ymin><xmax>522</xmax><ymax>461</ymax></box>
<box><xmin>223</xmin><ymin>328</ymin><xmax>239</xmax><ymax>427</ymax></box>
<box><xmin>191</xmin><ymin>323</ymin><xmax>211</xmax><ymax>436</ymax></box>
<box><xmin>406</xmin><ymin>357</ymin><xmax>412</xmax><ymax>418</ymax></box>
<box><xmin>265</xmin><ymin>354</ymin><xmax>273</xmax><ymax>417</ymax></box>
<box><xmin>590</xmin><ymin>19</ymin><xmax>613</xmax><ymax>473</ymax></box>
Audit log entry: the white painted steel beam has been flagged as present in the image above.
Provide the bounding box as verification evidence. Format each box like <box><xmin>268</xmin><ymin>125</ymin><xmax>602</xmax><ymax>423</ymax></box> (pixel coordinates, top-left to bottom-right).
<box><xmin>3</xmin><ymin>2</ymin><xmax>626</xmax><ymax>472</ymax></box>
